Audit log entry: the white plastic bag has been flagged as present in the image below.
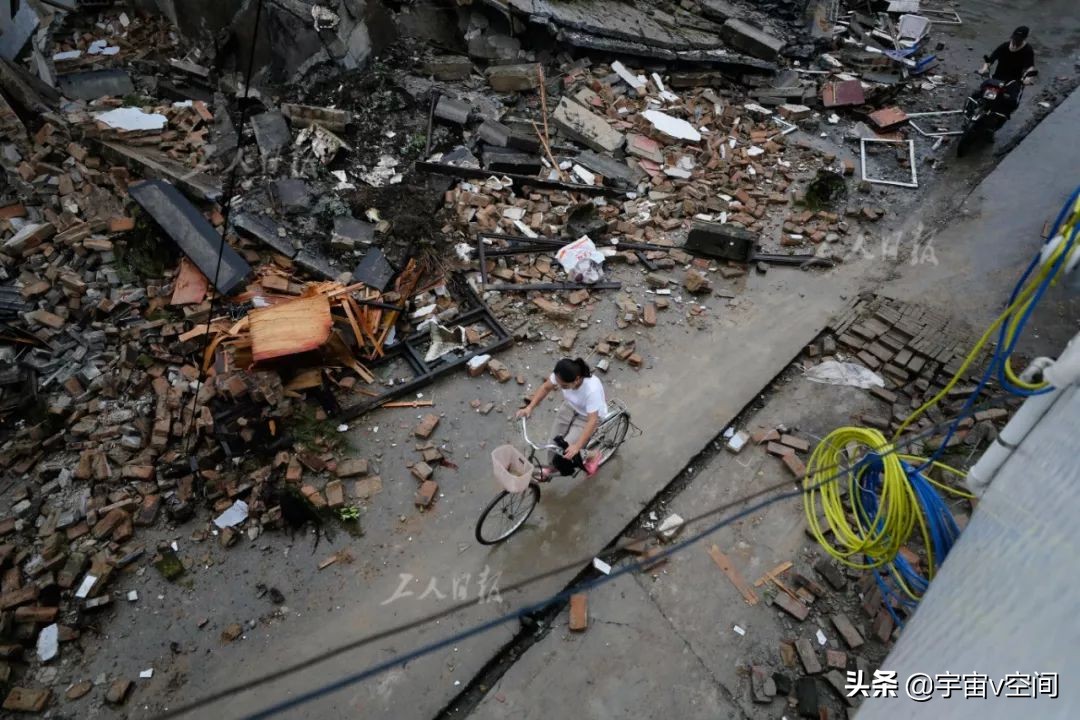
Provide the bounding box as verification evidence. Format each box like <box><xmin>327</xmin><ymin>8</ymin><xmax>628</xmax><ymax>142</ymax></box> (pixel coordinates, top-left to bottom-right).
<box><xmin>556</xmin><ymin>236</ymin><xmax>606</xmax><ymax>284</ymax></box>
<box><xmin>804</xmin><ymin>361</ymin><xmax>885</xmax><ymax>389</ymax></box>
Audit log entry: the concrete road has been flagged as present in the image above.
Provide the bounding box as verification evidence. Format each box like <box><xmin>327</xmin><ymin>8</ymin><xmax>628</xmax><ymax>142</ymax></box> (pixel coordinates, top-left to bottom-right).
<box><xmin>469</xmin><ymin>366</ymin><xmax>891</xmax><ymax>720</ymax></box>
<box><xmin>160</xmin><ymin>262</ymin><xmax>857</xmax><ymax>719</ymax></box>
<box><xmin>466</xmin><ymin>73</ymin><xmax>1080</xmax><ymax>720</ymax></box>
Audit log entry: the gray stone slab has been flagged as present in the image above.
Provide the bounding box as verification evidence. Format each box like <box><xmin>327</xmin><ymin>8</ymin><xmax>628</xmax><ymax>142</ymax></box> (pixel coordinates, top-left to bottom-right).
<box><xmin>0</xmin><ymin>4</ymin><xmax>38</xmax><ymax>61</ymax></box>
<box><xmin>574</xmin><ymin>150</ymin><xmax>638</xmax><ymax>187</ymax></box>
<box><xmin>435</xmin><ymin>96</ymin><xmax>470</xmax><ymax>125</ymax></box>
<box><xmin>56</xmin><ymin>69</ymin><xmax>135</xmax><ymax>101</ymax></box>
<box><xmin>331</xmin><ymin>216</ymin><xmax>375</xmax><ymax>249</ymax></box>
<box><xmin>272</xmin><ymin>178</ymin><xmax>314</xmax><ymax>215</ymax></box>
<box><xmin>233</xmin><ymin>212</ymin><xmax>297</xmax><ymax>258</ymax></box>
<box><xmin>96</xmin><ymin>140</ymin><xmax>222</xmax><ymax>202</ymax></box>
<box><xmin>128</xmin><ymin>179</ymin><xmax>250</xmax><ymax>295</ymax></box>
<box><xmin>552</xmin><ymin>96</ymin><xmax>624</xmax><ymax>154</ymax></box>
<box><xmin>250</xmin><ymin>110</ymin><xmax>291</xmax><ymax>159</ymax></box>
<box><xmin>720</xmin><ymin>19</ymin><xmax>785</xmax><ymax>60</ymax></box>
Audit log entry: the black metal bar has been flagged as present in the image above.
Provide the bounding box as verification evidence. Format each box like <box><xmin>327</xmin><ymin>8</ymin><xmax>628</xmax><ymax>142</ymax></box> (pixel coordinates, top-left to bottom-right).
<box><xmin>752</xmin><ymin>253</ymin><xmax>835</xmax><ymax>268</ymax></box>
<box><xmin>635</xmin><ymin>250</ymin><xmax>658</xmax><ymax>271</ymax></box>
<box><xmin>415</xmin><ymin>161</ymin><xmax>620</xmax><ymax>196</ymax></box>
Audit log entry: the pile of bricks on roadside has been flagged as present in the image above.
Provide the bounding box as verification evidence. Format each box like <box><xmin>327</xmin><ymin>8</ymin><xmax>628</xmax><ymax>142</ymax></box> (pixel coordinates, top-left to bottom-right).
<box><xmin>813</xmin><ymin>294</ymin><xmax>1019</xmax><ymax>451</ymax></box>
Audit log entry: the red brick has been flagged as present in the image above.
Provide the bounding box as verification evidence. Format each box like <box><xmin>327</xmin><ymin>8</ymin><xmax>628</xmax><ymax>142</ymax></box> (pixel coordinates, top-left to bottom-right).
<box><xmin>413</xmin><ymin>414</ymin><xmax>440</xmax><ymax>439</ymax></box>
<box><xmin>641</xmin><ymin>303</ymin><xmax>657</xmax><ymax>327</ymax></box>
<box><xmin>133</xmin><ymin>495</ymin><xmax>161</xmax><ymax>526</ymax></box>
<box><xmin>568</xmin><ymin>593</ymin><xmax>588</xmax><ymax>631</ymax></box>
<box><xmin>108</xmin><ymin>216</ymin><xmax>135</xmax><ymax>233</ymax></box>
<box><xmin>122</xmin><ymin>465</ymin><xmax>154</xmax><ymax>481</ymax></box>
<box><xmin>826</xmin><ymin>649</ymin><xmax>847</xmax><ymax>669</ymax></box>
<box><xmin>872</xmin><ymin>608</ymin><xmax>894</xmax><ymax>643</ymax></box>
<box><xmin>831</xmin><ymin>613</ymin><xmax>865</xmax><ymax>649</ymax></box>
<box><xmin>774</xmin><ymin>592</ymin><xmax>810</xmax><ymax>621</ymax></box>
<box><xmin>335</xmin><ymin>457</ymin><xmax>369</xmax><ymax>478</ymax></box>
<box><xmin>752</xmin><ymin>429</ymin><xmax>780</xmax><ymax>445</ymax></box>
<box><xmin>14</xmin><ymin>606</ymin><xmax>57</xmax><ymax>623</ymax></box>
<box><xmin>410</xmin><ymin>462</ymin><xmax>434</xmax><ymax>482</ymax></box>
<box><xmin>105</xmin><ymin>679</ymin><xmax>132</xmax><ymax>705</ymax></box>
<box><xmin>779</xmin><ymin>434</ymin><xmax>810</xmax><ymax>453</ymax></box>
<box><xmin>0</xmin><ymin>585</ymin><xmax>39</xmax><ymax>610</ymax></box>
<box><xmin>766</xmin><ymin>442</ymin><xmax>793</xmax><ymax>457</ymax></box>
<box><xmin>325</xmin><ymin>480</ymin><xmax>345</xmax><ymax>509</ymax></box>
<box><xmin>91</xmin><ymin>509</ymin><xmax>127</xmax><ymax>540</ymax></box>
<box><xmin>782</xmin><ymin>454</ymin><xmax>806</xmax><ymax>480</ymax></box>
<box><xmin>3</xmin><ymin>687</ymin><xmax>51</xmax><ymax>713</ymax></box>
<box><xmin>415</xmin><ymin>480</ymin><xmax>438</xmax><ymax>508</ymax></box>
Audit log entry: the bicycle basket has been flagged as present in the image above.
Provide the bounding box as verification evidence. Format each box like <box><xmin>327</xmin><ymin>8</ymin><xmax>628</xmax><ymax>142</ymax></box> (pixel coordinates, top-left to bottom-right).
<box><xmin>491</xmin><ymin>445</ymin><xmax>534</xmax><ymax>493</ymax></box>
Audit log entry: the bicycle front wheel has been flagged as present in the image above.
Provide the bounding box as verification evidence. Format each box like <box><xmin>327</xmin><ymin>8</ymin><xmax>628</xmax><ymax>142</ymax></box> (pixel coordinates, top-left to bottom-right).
<box><xmin>475</xmin><ymin>484</ymin><xmax>541</xmax><ymax>545</ymax></box>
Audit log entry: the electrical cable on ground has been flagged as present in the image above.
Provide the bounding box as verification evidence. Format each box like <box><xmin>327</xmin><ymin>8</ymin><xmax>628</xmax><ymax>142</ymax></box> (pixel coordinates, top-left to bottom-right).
<box><xmin>180</xmin><ymin>0</ymin><xmax>266</xmax><ymax>458</ymax></box>
<box><xmin>154</xmin><ymin>393</ymin><xmax>1005</xmax><ymax>720</ymax></box>
<box><xmin>803</xmin><ymin>187</ymin><xmax>1080</xmax><ymax>621</ymax></box>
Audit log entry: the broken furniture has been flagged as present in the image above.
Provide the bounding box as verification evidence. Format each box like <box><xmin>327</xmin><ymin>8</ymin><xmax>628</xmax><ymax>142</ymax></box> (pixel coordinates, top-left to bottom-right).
<box><xmin>336</xmin><ymin>277</ymin><xmax>513</xmax><ymax>420</ymax></box>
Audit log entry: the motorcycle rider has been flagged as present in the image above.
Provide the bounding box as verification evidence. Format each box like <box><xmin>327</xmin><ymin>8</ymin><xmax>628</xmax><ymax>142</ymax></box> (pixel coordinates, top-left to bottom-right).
<box><xmin>977</xmin><ymin>26</ymin><xmax>1036</xmax><ymax>115</ymax></box>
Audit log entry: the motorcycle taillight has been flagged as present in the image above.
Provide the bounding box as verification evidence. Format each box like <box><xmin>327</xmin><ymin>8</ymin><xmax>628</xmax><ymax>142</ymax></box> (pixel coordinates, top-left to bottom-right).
<box><xmin>983</xmin><ymin>88</ymin><xmax>998</xmax><ymax>100</ymax></box>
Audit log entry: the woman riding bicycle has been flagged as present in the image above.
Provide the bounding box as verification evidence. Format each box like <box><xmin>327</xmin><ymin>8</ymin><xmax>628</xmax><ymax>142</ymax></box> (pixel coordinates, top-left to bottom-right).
<box><xmin>516</xmin><ymin>357</ymin><xmax>605</xmax><ymax>478</ymax></box>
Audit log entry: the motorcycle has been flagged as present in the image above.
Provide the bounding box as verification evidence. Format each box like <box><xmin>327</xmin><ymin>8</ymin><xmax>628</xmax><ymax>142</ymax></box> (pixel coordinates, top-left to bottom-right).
<box><xmin>957</xmin><ymin>68</ymin><xmax>1037</xmax><ymax>157</ymax></box>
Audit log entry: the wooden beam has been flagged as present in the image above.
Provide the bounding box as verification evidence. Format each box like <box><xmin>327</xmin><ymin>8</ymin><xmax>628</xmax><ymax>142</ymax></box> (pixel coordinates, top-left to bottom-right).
<box><xmin>707</xmin><ymin>545</ymin><xmax>758</xmax><ymax>605</ymax></box>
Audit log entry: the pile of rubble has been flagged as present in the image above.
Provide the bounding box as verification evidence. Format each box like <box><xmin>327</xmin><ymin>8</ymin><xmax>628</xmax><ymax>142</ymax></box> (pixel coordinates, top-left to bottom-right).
<box><xmin>0</xmin><ymin>0</ymin><xmax>1011</xmax><ymax>712</ymax></box>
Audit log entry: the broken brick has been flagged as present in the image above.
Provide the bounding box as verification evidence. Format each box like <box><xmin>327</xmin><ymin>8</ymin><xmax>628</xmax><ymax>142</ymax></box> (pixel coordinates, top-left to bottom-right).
<box><xmin>488</xmin><ymin>359</ymin><xmax>512</xmax><ymax>383</ymax></box>
<box><xmin>413</xmin><ymin>414</ymin><xmax>441</xmax><ymax>439</ymax></box>
<box><xmin>794</xmin><ymin>638</ymin><xmax>822</xmax><ymax>674</ymax></box>
<box><xmin>324</xmin><ymin>480</ymin><xmax>345</xmax><ymax>509</ymax></box>
<box><xmin>779</xmin><ymin>434</ymin><xmax>810</xmax><ymax>453</ymax></box>
<box><xmin>410</xmin><ymin>462</ymin><xmax>434</xmax><ymax>482</ymax></box>
<box><xmin>831</xmin><ymin>612</ymin><xmax>865</xmax><ymax>649</ymax></box>
<box><xmin>568</xmin><ymin>593</ymin><xmax>587</xmax><ymax>631</ymax></box>
<box><xmin>773</xmin><ymin>592</ymin><xmax>810</xmax><ymax>621</ymax></box>
<box><xmin>415</xmin><ymin>481</ymin><xmax>438</xmax><ymax>508</ymax></box>
<box><xmin>105</xmin><ymin>679</ymin><xmax>132</xmax><ymax>705</ymax></box>
<box><xmin>3</xmin><ymin>687</ymin><xmax>51</xmax><ymax>713</ymax></box>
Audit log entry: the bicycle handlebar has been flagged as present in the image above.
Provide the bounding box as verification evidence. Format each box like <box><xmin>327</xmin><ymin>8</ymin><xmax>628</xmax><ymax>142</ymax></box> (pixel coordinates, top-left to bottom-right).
<box><xmin>520</xmin><ymin>417</ymin><xmax>561</xmax><ymax>452</ymax></box>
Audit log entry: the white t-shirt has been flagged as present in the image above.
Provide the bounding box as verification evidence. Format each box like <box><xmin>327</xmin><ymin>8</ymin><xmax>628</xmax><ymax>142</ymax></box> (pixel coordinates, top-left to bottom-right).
<box><xmin>550</xmin><ymin>373</ymin><xmax>607</xmax><ymax>417</ymax></box>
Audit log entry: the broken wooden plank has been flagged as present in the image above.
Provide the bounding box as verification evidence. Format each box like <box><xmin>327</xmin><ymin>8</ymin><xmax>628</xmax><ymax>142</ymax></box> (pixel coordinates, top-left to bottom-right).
<box><xmin>753</xmin><ymin>560</ymin><xmax>793</xmax><ymax>587</ymax></box>
<box><xmin>707</xmin><ymin>545</ymin><xmax>758</xmax><ymax>605</ymax></box>
<box><xmin>248</xmin><ymin>294</ymin><xmax>333</xmax><ymax>364</ymax></box>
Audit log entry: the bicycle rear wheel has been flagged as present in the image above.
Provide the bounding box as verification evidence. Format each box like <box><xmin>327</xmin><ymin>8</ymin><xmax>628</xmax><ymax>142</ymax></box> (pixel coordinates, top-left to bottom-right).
<box><xmin>587</xmin><ymin>412</ymin><xmax>630</xmax><ymax>467</ymax></box>
<box><xmin>475</xmin><ymin>484</ymin><xmax>541</xmax><ymax>545</ymax></box>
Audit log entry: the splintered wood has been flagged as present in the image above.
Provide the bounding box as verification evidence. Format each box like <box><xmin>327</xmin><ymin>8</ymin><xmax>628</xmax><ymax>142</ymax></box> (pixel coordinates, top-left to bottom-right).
<box><xmin>707</xmin><ymin>545</ymin><xmax>759</xmax><ymax>605</ymax></box>
<box><xmin>200</xmin><ymin>262</ymin><xmax>428</xmax><ymax>386</ymax></box>
<box><xmin>249</xmin><ymin>294</ymin><xmax>333</xmax><ymax>363</ymax></box>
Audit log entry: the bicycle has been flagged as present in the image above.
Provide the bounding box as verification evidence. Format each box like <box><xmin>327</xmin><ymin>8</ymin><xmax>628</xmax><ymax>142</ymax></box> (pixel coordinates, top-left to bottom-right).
<box><xmin>475</xmin><ymin>400</ymin><xmax>632</xmax><ymax>545</ymax></box>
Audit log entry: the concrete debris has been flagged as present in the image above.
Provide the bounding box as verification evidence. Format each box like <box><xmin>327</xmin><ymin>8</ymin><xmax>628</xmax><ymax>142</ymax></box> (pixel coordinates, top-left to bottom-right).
<box><xmin>97</xmin><ymin>107</ymin><xmax>168</xmax><ymax>132</ymax></box>
<box><xmin>641</xmin><ymin>110</ymin><xmax>701</xmax><ymax>142</ymax></box>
